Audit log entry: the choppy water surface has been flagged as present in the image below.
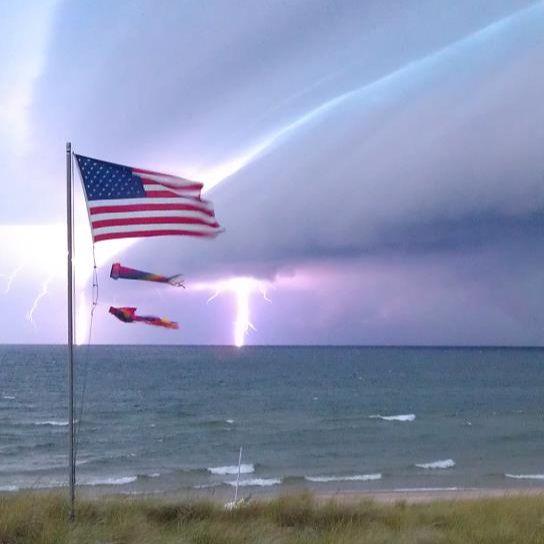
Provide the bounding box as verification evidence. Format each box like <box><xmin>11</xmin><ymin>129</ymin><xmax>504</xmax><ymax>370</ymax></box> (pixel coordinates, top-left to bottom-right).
<box><xmin>0</xmin><ymin>345</ymin><xmax>543</xmax><ymax>495</ymax></box>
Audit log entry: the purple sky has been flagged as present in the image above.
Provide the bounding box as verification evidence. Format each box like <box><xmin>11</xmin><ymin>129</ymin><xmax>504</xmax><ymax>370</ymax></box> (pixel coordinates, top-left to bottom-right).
<box><xmin>1</xmin><ymin>0</ymin><xmax>543</xmax><ymax>345</ymax></box>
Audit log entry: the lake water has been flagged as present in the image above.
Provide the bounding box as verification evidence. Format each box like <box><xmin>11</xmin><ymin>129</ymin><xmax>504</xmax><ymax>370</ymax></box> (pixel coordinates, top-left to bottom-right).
<box><xmin>1</xmin><ymin>345</ymin><xmax>543</xmax><ymax>495</ymax></box>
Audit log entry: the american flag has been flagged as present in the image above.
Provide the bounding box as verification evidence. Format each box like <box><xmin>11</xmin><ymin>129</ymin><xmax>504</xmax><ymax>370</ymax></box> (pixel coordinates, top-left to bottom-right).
<box><xmin>75</xmin><ymin>155</ymin><xmax>223</xmax><ymax>243</ymax></box>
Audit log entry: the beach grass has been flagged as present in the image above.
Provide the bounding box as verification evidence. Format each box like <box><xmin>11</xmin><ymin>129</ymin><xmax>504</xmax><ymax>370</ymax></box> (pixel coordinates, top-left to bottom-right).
<box><xmin>1</xmin><ymin>491</ymin><xmax>544</xmax><ymax>543</ymax></box>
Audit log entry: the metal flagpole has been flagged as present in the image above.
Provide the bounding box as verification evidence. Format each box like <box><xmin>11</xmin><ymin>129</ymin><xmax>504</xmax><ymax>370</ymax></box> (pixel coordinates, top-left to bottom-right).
<box><xmin>66</xmin><ymin>142</ymin><xmax>76</xmax><ymax>521</ymax></box>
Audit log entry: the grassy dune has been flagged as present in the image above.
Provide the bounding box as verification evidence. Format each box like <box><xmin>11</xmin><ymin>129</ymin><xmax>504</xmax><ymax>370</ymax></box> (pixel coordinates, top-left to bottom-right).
<box><xmin>1</xmin><ymin>492</ymin><xmax>544</xmax><ymax>543</ymax></box>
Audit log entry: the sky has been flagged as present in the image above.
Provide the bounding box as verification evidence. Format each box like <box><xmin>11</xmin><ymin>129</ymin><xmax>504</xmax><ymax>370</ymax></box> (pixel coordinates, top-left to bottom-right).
<box><xmin>1</xmin><ymin>0</ymin><xmax>543</xmax><ymax>346</ymax></box>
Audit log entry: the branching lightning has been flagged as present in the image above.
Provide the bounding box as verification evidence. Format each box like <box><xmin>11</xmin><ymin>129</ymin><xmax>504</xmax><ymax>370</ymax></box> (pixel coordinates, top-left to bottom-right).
<box><xmin>259</xmin><ymin>285</ymin><xmax>272</xmax><ymax>303</ymax></box>
<box><xmin>2</xmin><ymin>220</ymin><xmax>134</xmax><ymax>336</ymax></box>
<box><xmin>26</xmin><ymin>275</ymin><xmax>54</xmax><ymax>326</ymax></box>
<box><xmin>196</xmin><ymin>277</ymin><xmax>272</xmax><ymax>347</ymax></box>
<box><xmin>1</xmin><ymin>264</ymin><xmax>24</xmax><ymax>294</ymax></box>
<box><xmin>232</xmin><ymin>281</ymin><xmax>256</xmax><ymax>347</ymax></box>
<box><xmin>0</xmin><ymin>262</ymin><xmax>57</xmax><ymax>329</ymax></box>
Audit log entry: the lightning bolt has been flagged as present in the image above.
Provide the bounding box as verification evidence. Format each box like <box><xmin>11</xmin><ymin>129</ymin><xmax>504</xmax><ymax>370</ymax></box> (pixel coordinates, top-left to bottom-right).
<box><xmin>233</xmin><ymin>284</ymin><xmax>255</xmax><ymax>348</ymax></box>
<box><xmin>26</xmin><ymin>274</ymin><xmax>54</xmax><ymax>326</ymax></box>
<box><xmin>206</xmin><ymin>290</ymin><xmax>221</xmax><ymax>303</ymax></box>
<box><xmin>1</xmin><ymin>264</ymin><xmax>24</xmax><ymax>294</ymax></box>
<box><xmin>196</xmin><ymin>277</ymin><xmax>271</xmax><ymax>347</ymax></box>
<box><xmin>259</xmin><ymin>285</ymin><xmax>272</xmax><ymax>303</ymax></box>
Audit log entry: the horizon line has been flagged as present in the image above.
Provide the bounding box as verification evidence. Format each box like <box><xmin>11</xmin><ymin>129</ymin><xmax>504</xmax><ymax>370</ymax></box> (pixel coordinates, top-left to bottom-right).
<box><xmin>1</xmin><ymin>343</ymin><xmax>543</xmax><ymax>349</ymax></box>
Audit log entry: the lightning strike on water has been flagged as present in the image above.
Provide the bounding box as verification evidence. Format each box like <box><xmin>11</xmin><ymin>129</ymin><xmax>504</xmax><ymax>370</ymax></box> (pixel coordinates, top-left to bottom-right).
<box><xmin>233</xmin><ymin>283</ymin><xmax>256</xmax><ymax>348</ymax></box>
<box><xmin>26</xmin><ymin>275</ymin><xmax>54</xmax><ymax>325</ymax></box>
<box><xmin>194</xmin><ymin>277</ymin><xmax>271</xmax><ymax>347</ymax></box>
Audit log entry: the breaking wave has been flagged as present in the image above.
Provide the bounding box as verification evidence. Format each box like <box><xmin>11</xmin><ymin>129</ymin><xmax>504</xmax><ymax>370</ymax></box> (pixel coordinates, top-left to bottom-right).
<box><xmin>208</xmin><ymin>464</ymin><xmax>254</xmax><ymax>475</ymax></box>
<box><xmin>82</xmin><ymin>476</ymin><xmax>138</xmax><ymax>486</ymax></box>
<box><xmin>2</xmin><ymin>477</ymin><xmax>141</xmax><ymax>491</ymax></box>
<box><xmin>0</xmin><ymin>485</ymin><xmax>19</xmax><ymax>492</ymax></box>
<box><xmin>505</xmin><ymin>473</ymin><xmax>544</xmax><ymax>480</ymax></box>
<box><xmin>33</xmin><ymin>420</ymin><xmax>69</xmax><ymax>427</ymax></box>
<box><xmin>225</xmin><ymin>478</ymin><xmax>281</xmax><ymax>487</ymax></box>
<box><xmin>369</xmin><ymin>414</ymin><xmax>416</xmax><ymax>422</ymax></box>
<box><xmin>305</xmin><ymin>473</ymin><xmax>382</xmax><ymax>483</ymax></box>
<box><xmin>136</xmin><ymin>472</ymin><xmax>161</xmax><ymax>479</ymax></box>
<box><xmin>416</xmin><ymin>459</ymin><xmax>455</xmax><ymax>469</ymax></box>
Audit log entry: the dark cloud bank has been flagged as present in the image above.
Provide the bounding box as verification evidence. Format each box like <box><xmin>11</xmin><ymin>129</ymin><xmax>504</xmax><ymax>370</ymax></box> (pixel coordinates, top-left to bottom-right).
<box><xmin>4</xmin><ymin>0</ymin><xmax>544</xmax><ymax>344</ymax></box>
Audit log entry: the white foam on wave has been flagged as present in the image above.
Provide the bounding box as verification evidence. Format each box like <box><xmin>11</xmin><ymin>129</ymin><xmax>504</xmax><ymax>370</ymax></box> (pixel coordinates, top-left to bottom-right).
<box><xmin>225</xmin><ymin>478</ymin><xmax>281</xmax><ymax>487</ymax></box>
<box><xmin>2</xmin><ymin>395</ymin><xmax>15</xmax><ymax>400</ymax></box>
<box><xmin>369</xmin><ymin>414</ymin><xmax>416</xmax><ymax>422</ymax></box>
<box><xmin>0</xmin><ymin>481</ymin><xmax>66</xmax><ymax>491</ymax></box>
<box><xmin>416</xmin><ymin>459</ymin><xmax>455</xmax><ymax>469</ymax></box>
<box><xmin>225</xmin><ymin>419</ymin><xmax>235</xmax><ymax>424</ymax></box>
<box><xmin>505</xmin><ymin>473</ymin><xmax>544</xmax><ymax>480</ymax></box>
<box><xmin>0</xmin><ymin>485</ymin><xmax>19</xmax><ymax>492</ymax></box>
<box><xmin>83</xmin><ymin>476</ymin><xmax>137</xmax><ymax>486</ymax></box>
<box><xmin>208</xmin><ymin>464</ymin><xmax>254</xmax><ymax>475</ymax></box>
<box><xmin>75</xmin><ymin>458</ymin><xmax>95</xmax><ymax>466</ymax></box>
<box><xmin>137</xmin><ymin>471</ymin><xmax>162</xmax><ymax>479</ymax></box>
<box><xmin>305</xmin><ymin>473</ymin><xmax>382</xmax><ymax>483</ymax></box>
<box><xmin>34</xmin><ymin>420</ymin><xmax>69</xmax><ymax>427</ymax></box>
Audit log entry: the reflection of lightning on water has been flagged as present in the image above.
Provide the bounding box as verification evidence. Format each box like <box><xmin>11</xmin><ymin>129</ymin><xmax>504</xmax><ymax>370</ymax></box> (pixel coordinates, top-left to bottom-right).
<box><xmin>1</xmin><ymin>264</ymin><xmax>24</xmax><ymax>294</ymax></box>
<box><xmin>26</xmin><ymin>275</ymin><xmax>54</xmax><ymax>326</ymax></box>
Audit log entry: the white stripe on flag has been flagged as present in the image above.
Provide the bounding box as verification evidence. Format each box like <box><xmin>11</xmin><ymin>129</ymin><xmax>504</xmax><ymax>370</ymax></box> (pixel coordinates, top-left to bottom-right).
<box><xmin>91</xmin><ymin>209</ymin><xmax>218</xmax><ymax>224</ymax></box>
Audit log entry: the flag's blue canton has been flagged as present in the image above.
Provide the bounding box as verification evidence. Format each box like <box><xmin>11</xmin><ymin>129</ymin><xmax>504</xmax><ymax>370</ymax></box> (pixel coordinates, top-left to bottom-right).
<box><xmin>76</xmin><ymin>155</ymin><xmax>145</xmax><ymax>201</ymax></box>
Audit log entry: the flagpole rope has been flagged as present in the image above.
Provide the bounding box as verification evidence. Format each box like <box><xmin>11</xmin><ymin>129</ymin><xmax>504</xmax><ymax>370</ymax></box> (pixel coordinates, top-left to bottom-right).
<box><xmin>74</xmin><ymin>244</ymin><xmax>99</xmax><ymax>463</ymax></box>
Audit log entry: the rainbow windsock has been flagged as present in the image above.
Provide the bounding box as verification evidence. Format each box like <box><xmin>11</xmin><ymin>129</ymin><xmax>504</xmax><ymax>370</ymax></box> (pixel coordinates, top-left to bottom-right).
<box><xmin>110</xmin><ymin>263</ymin><xmax>184</xmax><ymax>287</ymax></box>
<box><xmin>109</xmin><ymin>306</ymin><xmax>179</xmax><ymax>330</ymax></box>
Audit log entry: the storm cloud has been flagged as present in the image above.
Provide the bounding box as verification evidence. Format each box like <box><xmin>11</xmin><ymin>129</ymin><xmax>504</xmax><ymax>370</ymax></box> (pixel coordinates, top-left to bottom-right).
<box><xmin>0</xmin><ymin>0</ymin><xmax>543</xmax><ymax>345</ymax></box>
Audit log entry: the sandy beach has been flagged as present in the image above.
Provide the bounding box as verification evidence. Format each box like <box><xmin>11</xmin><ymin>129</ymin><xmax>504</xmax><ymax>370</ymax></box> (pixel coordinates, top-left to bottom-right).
<box><xmin>7</xmin><ymin>484</ymin><xmax>544</xmax><ymax>506</ymax></box>
<box><xmin>317</xmin><ymin>486</ymin><xmax>544</xmax><ymax>504</ymax></box>
<box><xmin>78</xmin><ymin>484</ymin><xmax>544</xmax><ymax>506</ymax></box>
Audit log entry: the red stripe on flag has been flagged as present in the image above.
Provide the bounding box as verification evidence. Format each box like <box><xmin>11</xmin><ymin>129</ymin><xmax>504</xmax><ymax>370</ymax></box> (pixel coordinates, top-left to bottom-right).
<box><xmin>144</xmin><ymin>190</ymin><xmax>192</xmax><ymax>198</ymax></box>
<box><xmin>94</xmin><ymin>229</ymin><xmax>217</xmax><ymax>242</ymax></box>
<box><xmin>92</xmin><ymin>217</ymin><xmax>220</xmax><ymax>228</ymax></box>
<box><xmin>133</xmin><ymin>167</ymin><xmax>185</xmax><ymax>177</ymax></box>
